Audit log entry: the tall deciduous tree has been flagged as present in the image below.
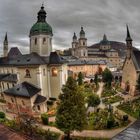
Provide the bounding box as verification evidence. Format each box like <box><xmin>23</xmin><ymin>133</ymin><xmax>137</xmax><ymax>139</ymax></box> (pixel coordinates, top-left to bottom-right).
<box><xmin>102</xmin><ymin>68</ymin><xmax>113</xmax><ymax>88</ymax></box>
<box><xmin>77</xmin><ymin>72</ymin><xmax>84</xmax><ymax>85</ymax></box>
<box><xmin>56</xmin><ymin>77</ymin><xmax>86</xmax><ymax>140</ymax></box>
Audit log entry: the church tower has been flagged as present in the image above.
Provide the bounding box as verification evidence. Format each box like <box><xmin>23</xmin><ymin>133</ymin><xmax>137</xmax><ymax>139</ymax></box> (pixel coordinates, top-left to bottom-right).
<box><xmin>3</xmin><ymin>33</ymin><xmax>8</xmax><ymax>57</ymax></box>
<box><xmin>29</xmin><ymin>5</ymin><xmax>53</xmax><ymax>56</ymax></box>
<box><xmin>126</xmin><ymin>25</ymin><xmax>132</xmax><ymax>59</ymax></box>
<box><xmin>78</xmin><ymin>27</ymin><xmax>88</xmax><ymax>57</ymax></box>
<box><xmin>79</xmin><ymin>27</ymin><xmax>87</xmax><ymax>47</ymax></box>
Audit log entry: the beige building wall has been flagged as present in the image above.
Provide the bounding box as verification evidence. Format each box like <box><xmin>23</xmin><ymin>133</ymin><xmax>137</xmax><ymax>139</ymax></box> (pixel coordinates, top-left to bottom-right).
<box><xmin>30</xmin><ymin>34</ymin><xmax>52</xmax><ymax>56</ymax></box>
<box><xmin>68</xmin><ymin>64</ymin><xmax>106</xmax><ymax>77</ymax></box>
<box><xmin>122</xmin><ymin>58</ymin><xmax>137</xmax><ymax>96</ymax></box>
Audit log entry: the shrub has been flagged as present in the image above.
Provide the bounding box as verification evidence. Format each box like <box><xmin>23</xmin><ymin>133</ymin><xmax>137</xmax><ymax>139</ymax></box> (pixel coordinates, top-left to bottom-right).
<box><xmin>0</xmin><ymin>112</ymin><xmax>5</xmax><ymax>119</ymax></box>
<box><xmin>41</xmin><ymin>113</ymin><xmax>49</xmax><ymax>125</ymax></box>
<box><xmin>123</xmin><ymin>115</ymin><xmax>128</xmax><ymax>122</ymax></box>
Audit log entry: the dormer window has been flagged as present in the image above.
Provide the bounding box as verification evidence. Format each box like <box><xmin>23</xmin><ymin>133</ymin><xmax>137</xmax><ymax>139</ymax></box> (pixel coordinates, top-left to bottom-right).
<box><xmin>25</xmin><ymin>69</ymin><xmax>31</xmax><ymax>78</ymax></box>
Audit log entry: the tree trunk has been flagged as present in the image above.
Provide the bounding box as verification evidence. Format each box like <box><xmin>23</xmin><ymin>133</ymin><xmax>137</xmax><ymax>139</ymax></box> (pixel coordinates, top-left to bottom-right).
<box><xmin>64</xmin><ymin>132</ymin><xmax>71</xmax><ymax>140</ymax></box>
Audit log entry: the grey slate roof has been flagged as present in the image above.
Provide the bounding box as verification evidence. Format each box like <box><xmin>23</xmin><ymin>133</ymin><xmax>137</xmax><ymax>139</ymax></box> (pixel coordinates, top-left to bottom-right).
<box><xmin>49</xmin><ymin>52</ymin><xmax>66</xmax><ymax>64</ymax></box>
<box><xmin>34</xmin><ymin>94</ymin><xmax>47</xmax><ymax>104</ymax></box>
<box><xmin>112</xmin><ymin>120</ymin><xmax>140</xmax><ymax>140</ymax></box>
<box><xmin>132</xmin><ymin>50</ymin><xmax>140</xmax><ymax>71</ymax></box>
<box><xmin>0</xmin><ymin>51</ymin><xmax>66</xmax><ymax>66</ymax></box>
<box><xmin>4</xmin><ymin>81</ymin><xmax>41</xmax><ymax>98</ymax></box>
<box><xmin>0</xmin><ymin>74</ymin><xmax>17</xmax><ymax>83</ymax></box>
<box><xmin>68</xmin><ymin>60</ymin><xmax>106</xmax><ymax>66</ymax></box>
<box><xmin>8</xmin><ymin>47</ymin><xmax>22</xmax><ymax>59</ymax></box>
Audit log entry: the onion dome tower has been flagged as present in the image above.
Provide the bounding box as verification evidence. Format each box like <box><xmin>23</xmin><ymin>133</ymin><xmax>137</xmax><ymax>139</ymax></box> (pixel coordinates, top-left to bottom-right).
<box><xmin>29</xmin><ymin>4</ymin><xmax>53</xmax><ymax>56</ymax></box>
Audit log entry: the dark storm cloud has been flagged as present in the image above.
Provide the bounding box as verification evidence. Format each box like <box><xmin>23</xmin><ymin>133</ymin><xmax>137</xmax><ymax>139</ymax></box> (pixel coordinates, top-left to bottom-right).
<box><xmin>0</xmin><ymin>0</ymin><xmax>140</xmax><ymax>55</ymax></box>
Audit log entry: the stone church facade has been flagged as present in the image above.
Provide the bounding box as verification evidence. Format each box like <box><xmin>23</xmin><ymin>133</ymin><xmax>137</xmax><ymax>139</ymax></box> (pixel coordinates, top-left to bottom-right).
<box><xmin>122</xmin><ymin>26</ymin><xmax>140</xmax><ymax>96</ymax></box>
<box><xmin>0</xmin><ymin>5</ymin><xmax>68</xmax><ymax>115</ymax></box>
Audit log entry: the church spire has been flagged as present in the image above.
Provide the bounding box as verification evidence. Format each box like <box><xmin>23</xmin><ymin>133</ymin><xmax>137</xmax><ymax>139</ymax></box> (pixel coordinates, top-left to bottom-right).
<box><xmin>3</xmin><ymin>32</ymin><xmax>8</xmax><ymax>57</ymax></box>
<box><xmin>4</xmin><ymin>32</ymin><xmax>8</xmax><ymax>44</ymax></box>
<box><xmin>126</xmin><ymin>25</ymin><xmax>132</xmax><ymax>59</ymax></box>
<box><xmin>126</xmin><ymin>25</ymin><xmax>132</xmax><ymax>41</ymax></box>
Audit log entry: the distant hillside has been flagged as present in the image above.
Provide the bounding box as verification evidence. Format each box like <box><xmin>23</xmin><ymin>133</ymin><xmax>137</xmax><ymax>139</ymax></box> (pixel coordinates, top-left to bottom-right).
<box><xmin>88</xmin><ymin>41</ymin><xmax>127</xmax><ymax>57</ymax></box>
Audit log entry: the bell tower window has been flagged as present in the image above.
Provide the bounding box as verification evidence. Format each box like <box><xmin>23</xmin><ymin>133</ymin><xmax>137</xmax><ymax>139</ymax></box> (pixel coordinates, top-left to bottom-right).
<box><xmin>43</xmin><ymin>38</ymin><xmax>46</xmax><ymax>44</ymax></box>
<box><xmin>35</xmin><ymin>38</ymin><xmax>37</xmax><ymax>45</ymax></box>
<box><xmin>25</xmin><ymin>69</ymin><xmax>31</xmax><ymax>78</ymax></box>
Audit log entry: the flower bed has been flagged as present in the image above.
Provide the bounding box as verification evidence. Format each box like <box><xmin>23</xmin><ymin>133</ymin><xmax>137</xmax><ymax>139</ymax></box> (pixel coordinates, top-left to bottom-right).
<box><xmin>117</xmin><ymin>98</ymin><xmax>140</xmax><ymax>119</ymax></box>
<box><xmin>86</xmin><ymin>109</ymin><xmax>130</xmax><ymax>130</ymax></box>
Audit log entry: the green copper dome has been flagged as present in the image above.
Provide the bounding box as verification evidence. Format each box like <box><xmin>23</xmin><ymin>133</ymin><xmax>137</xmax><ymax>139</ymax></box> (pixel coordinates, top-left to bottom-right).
<box><xmin>30</xmin><ymin>22</ymin><xmax>53</xmax><ymax>36</ymax></box>
<box><xmin>30</xmin><ymin>5</ymin><xmax>53</xmax><ymax>36</ymax></box>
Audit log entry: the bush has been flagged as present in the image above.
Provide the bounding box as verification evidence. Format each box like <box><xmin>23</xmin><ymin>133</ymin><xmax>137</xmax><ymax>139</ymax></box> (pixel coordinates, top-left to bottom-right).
<box><xmin>41</xmin><ymin>113</ymin><xmax>49</xmax><ymax>125</ymax></box>
<box><xmin>123</xmin><ymin>115</ymin><xmax>128</xmax><ymax>122</ymax></box>
<box><xmin>0</xmin><ymin>112</ymin><xmax>5</xmax><ymax>119</ymax></box>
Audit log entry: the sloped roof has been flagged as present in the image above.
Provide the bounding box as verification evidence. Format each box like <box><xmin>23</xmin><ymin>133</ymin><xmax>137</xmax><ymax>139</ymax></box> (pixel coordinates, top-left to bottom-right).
<box><xmin>68</xmin><ymin>60</ymin><xmax>106</xmax><ymax>66</ymax></box>
<box><xmin>0</xmin><ymin>51</ymin><xmax>67</xmax><ymax>66</ymax></box>
<box><xmin>49</xmin><ymin>52</ymin><xmax>66</xmax><ymax>64</ymax></box>
<box><xmin>4</xmin><ymin>81</ymin><xmax>41</xmax><ymax>98</ymax></box>
<box><xmin>34</xmin><ymin>94</ymin><xmax>47</xmax><ymax>104</ymax></box>
<box><xmin>132</xmin><ymin>50</ymin><xmax>140</xmax><ymax>71</ymax></box>
<box><xmin>8</xmin><ymin>47</ymin><xmax>22</xmax><ymax>59</ymax></box>
<box><xmin>112</xmin><ymin>120</ymin><xmax>140</xmax><ymax>140</ymax></box>
<box><xmin>0</xmin><ymin>74</ymin><xmax>17</xmax><ymax>83</ymax></box>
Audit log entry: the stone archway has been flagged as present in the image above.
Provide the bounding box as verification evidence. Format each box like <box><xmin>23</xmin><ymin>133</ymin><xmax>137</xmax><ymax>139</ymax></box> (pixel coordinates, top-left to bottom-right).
<box><xmin>125</xmin><ymin>82</ymin><xmax>130</xmax><ymax>92</ymax></box>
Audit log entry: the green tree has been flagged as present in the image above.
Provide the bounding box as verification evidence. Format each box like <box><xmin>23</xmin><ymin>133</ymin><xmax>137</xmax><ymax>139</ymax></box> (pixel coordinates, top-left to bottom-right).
<box><xmin>77</xmin><ymin>72</ymin><xmax>84</xmax><ymax>85</ymax></box>
<box><xmin>136</xmin><ymin>74</ymin><xmax>140</xmax><ymax>92</ymax></box>
<box><xmin>102</xmin><ymin>68</ymin><xmax>113</xmax><ymax>88</ymax></box>
<box><xmin>56</xmin><ymin>77</ymin><xmax>87</xmax><ymax>140</ymax></box>
<box><xmin>87</xmin><ymin>93</ymin><xmax>100</xmax><ymax>108</ymax></box>
<box><xmin>94</xmin><ymin>73</ymin><xmax>98</xmax><ymax>86</ymax></box>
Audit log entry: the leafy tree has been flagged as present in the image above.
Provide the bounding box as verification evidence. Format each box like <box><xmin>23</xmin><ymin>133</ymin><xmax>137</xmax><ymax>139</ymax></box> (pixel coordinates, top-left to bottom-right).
<box><xmin>136</xmin><ymin>74</ymin><xmax>140</xmax><ymax>92</ymax></box>
<box><xmin>94</xmin><ymin>73</ymin><xmax>98</xmax><ymax>86</ymax></box>
<box><xmin>87</xmin><ymin>93</ymin><xmax>100</xmax><ymax>108</ymax></box>
<box><xmin>77</xmin><ymin>72</ymin><xmax>84</xmax><ymax>85</ymax></box>
<box><xmin>102</xmin><ymin>68</ymin><xmax>113</xmax><ymax>88</ymax></box>
<box><xmin>56</xmin><ymin>77</ymin><xmax>87</xmax><ymax>140</ymax></box>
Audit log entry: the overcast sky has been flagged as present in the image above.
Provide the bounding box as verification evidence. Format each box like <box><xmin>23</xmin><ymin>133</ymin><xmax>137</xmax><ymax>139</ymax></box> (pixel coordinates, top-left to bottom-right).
<box><xmin>0</xmin><ymin>0</ymin><xmax>140</xmax><ymax>55</ymax></box>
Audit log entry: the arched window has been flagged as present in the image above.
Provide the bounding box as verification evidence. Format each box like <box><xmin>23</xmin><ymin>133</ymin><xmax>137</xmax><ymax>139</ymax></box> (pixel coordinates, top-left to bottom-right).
<box><xmin>52</xmin><ymin>67</ymin><xmax>58</xmax><ymax>76</ymax></box>
<box><xmin>43</xmin><ymin>38</ymin><xmax>46</xmax><ymax>44</ymax></box>
<box><xmin>35</xmin><ymin>38</ymin><xmax>37</xmax><ymax>45</ymax></box>
<box><xmin>37</xmin><ymin>105</ymin><xmax>40</xmax><ymax>111</ymax></box>
<box><xmin>25</xmin><ymin>69</ymin><xmax>31</xmax><ymax>78</ymax></box>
